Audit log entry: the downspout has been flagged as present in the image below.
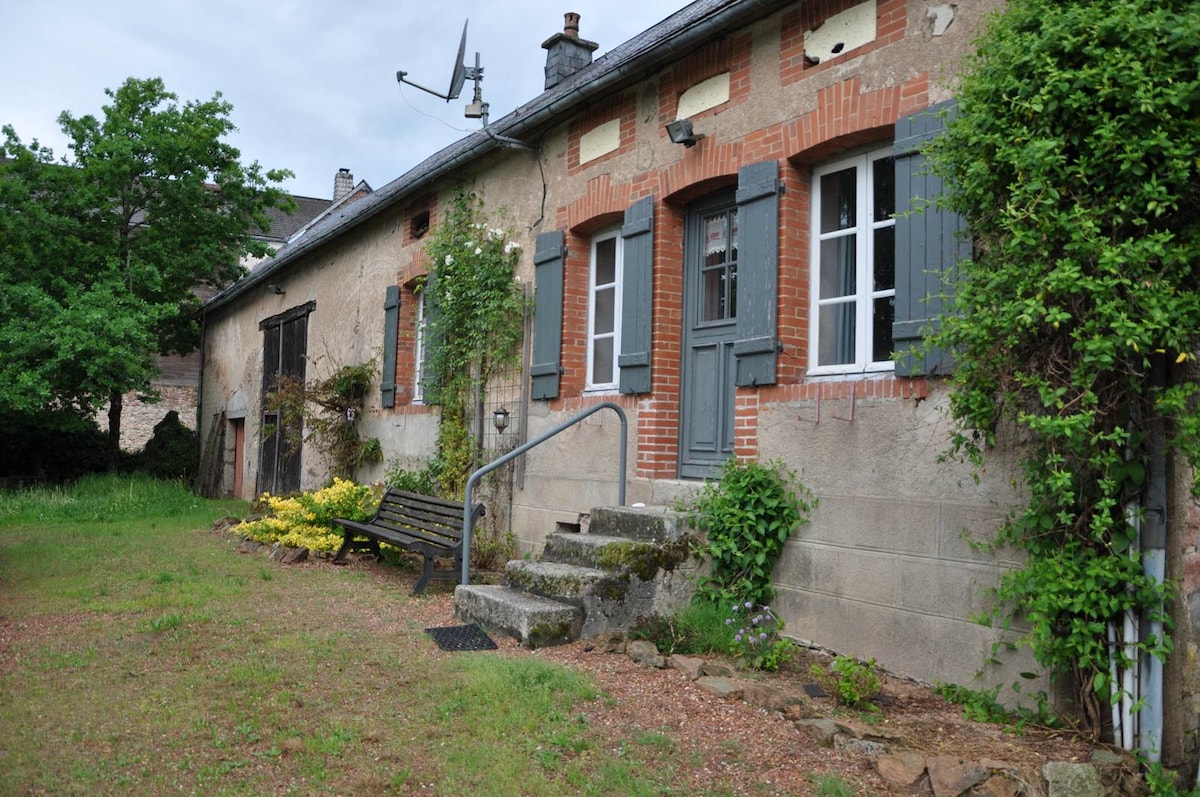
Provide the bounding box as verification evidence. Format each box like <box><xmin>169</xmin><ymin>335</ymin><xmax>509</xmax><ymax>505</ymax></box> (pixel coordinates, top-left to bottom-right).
<box><xmin>1139</xmin><ymin>353</ymin><xmax>1168</xmax><ymax>762</ymax></box>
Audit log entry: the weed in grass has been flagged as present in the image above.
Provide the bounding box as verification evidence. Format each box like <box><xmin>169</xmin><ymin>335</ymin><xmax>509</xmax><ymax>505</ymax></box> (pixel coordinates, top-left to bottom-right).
<box><xmin>148</xmin><ymin>613</ymin><xmax>183</xmax><ymax>633</ymax></box>
<box><xmin>810</xmin><ymin>773</ymin><xmax>857</xmax><ymax>796</ymax></box>
<box><xmin>636</xmin><ymin>731</ymin><xmax>675</xmax><ymax>750</ymax></box>
<box><xmin>258</xmin><ymin>567</ymin><xmax>273</xmax><ymax>581</ymax></box>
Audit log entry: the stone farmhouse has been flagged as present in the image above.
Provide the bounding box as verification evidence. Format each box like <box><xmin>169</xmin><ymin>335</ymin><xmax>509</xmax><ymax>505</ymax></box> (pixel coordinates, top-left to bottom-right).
<box><xmin>196</xmin><ymin>0</ymin><xmax>1200</xmax><ymax>767</ymax></box>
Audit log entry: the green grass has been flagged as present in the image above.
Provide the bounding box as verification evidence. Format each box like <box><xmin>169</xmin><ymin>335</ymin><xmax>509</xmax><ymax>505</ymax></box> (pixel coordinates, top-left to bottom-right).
<box><xmin>0</xmin><ymin>475</ymin><xmax>749</xmax><ymax>796</ymax></box>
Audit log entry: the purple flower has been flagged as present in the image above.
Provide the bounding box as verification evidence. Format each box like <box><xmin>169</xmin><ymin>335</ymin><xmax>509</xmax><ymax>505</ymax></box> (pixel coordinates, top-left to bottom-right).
<box><xmin>734</xmin><ymin>634</ymin><xmax>743</xmax><ymax>643</ymax></box>
<box><xmin>744</xmin><ymin>601</ymin><xmax>753</xmax><ymax>610</ymax></box>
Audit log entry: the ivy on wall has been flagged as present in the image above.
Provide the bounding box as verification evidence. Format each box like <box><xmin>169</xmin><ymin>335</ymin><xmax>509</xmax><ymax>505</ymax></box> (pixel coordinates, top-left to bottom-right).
<box><xmin>925</xmin><ymin>0</ymin><xmax>1200</xmax><ymax>736</ymax></box>
<box><xmin>418</xmin><ymin>190</ymin><xmax>526</xmax><ymax>496</ymax></box>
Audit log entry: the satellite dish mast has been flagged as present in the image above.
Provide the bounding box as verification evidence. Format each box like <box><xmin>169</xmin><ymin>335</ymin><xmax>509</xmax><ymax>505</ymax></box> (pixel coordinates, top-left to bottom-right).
<box><xmin>396</xmin><ymin>20</ymin><xmax>490</xmax><ymax>123</ymax></box>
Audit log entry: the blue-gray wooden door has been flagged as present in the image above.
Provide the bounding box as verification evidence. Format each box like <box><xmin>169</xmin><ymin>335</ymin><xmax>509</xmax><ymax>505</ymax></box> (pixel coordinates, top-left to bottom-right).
<box><xmin>680</xmin><ymin>192</ymin><xmax>739</xmax><ymax>478</ymax></box>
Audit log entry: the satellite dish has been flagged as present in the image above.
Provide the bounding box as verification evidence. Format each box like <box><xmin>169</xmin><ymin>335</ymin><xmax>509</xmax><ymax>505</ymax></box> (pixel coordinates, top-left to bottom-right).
<box><xmin>447</xmin><ymin>20</ymin><xmax>468</xmax><ymax>101</ymax></box>
<box><xmin>396</xmin><ymin>18</ymin><xmax>472</xmax><ymax>102</ymax></box>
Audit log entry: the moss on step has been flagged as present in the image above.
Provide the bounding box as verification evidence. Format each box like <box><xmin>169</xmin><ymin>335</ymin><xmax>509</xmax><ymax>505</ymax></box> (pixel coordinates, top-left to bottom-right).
<box><xmin>595</xmin><ymin>537</ymin><xmax>695</xmax><ymax>582</ymax></box>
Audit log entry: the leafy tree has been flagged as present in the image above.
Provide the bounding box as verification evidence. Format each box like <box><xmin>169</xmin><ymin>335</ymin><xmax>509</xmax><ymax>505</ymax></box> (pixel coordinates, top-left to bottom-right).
<box><xmin>925</xmin><ymin>0</ymin><xmax>1200</xmax><ymax>734</ymax></box>
<box><xmin>0</xmin><ymin>77</ymin><xmax>292</xmax><ymax>455</ymax></box>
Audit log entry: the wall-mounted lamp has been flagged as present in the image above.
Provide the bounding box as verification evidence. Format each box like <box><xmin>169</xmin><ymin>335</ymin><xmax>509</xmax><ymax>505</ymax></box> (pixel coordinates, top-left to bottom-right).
<box><xmin>492</xmin><ymin>406</ymin><xmax>510</xmax><ymax>433</ymax></box>
<box><xmin>267</xmin><ymin>284</ymin><xmax>286</xmax><ymax>295</ymax></box>
<box><xmin>665</xmin><ymin>118</ymin><xmax>703</xmax><ymax>147</ymax></box>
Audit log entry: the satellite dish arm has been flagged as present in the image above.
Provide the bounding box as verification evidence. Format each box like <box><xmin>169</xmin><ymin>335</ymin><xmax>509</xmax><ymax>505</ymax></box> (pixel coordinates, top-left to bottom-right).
<box><xmin>396</xmin><ymin>70</ymin><xmax>455</xmax><ymax>101</ymax></box>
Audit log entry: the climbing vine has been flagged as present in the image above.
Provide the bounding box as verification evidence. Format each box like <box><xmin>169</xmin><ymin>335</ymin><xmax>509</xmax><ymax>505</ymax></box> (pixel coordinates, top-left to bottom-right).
<box><xmin>266</xmin><ymin>360</ymin><xmax>382</xmax><ymax>481</ymax></box>
<box><xmin>924</xmin><ymin>0</ymin><xmax>1200</xmax><ymax>735</ymax></box>
<box><xmin>418</xmin><ymin>190</ymin><xmax>526</xmax><ymax>493</ymax></box>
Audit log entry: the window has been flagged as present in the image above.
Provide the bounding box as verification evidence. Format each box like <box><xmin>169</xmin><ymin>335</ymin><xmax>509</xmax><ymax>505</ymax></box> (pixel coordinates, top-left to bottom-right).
<box><xmin>699</xmin><ymin>206</ymin><xmax>738</xmax><ymax>324</ymax></box>
<box><xmin>413</xmin><ymin>290</ymin><xmax>427</xmax><ymax>403</ymax></box>
<box><xmin>586</xmin><ymin>228</ymin><xmax>623</xmax><ymax>389</ymax></box>
<box><xmin>810</xmin><ymin>146</ymin><xmax>895</xmax><ymax>374</ymax></box>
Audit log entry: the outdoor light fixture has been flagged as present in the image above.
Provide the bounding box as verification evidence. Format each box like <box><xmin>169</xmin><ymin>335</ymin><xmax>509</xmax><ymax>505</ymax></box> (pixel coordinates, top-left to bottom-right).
<box><xmin>267</xmin><ymin>284</ymin><xmax>286</xmax><ymax>295</ymax></box>
<box><xmin>492</xmin><ymin>406</ymin><xmax>510</xmax><ymax>433</ymax></box>
<box><xmin>665</xmin><ymin>118</ymin><xmax>703</xmax><ymax>147</ymax></box>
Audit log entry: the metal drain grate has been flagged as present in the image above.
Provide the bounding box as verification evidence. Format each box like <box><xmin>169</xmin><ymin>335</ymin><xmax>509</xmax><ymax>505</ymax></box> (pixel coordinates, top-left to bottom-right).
<box><xmin>425</xmin><ymin>623</ymin><xmax>498</xmax><ymax>651</ymax></box>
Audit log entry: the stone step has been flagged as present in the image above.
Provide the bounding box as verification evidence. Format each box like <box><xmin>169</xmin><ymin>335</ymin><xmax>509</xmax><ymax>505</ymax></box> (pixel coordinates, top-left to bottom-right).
<box><xmin>588</xmin><ymin>505</ymin><xmax>693</xmax><ymax>543</ymax></box>
<box><xmin>453</xmin><ymin>584</ymin><xmax>582</xmax><ymax>648</ymax></box>
<box><xmin>504</xmin><ymin>560</ymin><xmax>610</xmax><ymax>600</ymax></box>
<box><xmin>542</xmin><ymin>532</ymin><xmax>654</xmax><ymax>569</ymax></box>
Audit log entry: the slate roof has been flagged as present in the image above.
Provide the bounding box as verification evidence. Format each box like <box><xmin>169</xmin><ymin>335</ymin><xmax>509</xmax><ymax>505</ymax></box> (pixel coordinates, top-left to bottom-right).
<box><xmin>203</xmin><ymin>0</ymin><xmax>788</xmax><ymax>314</ymax></box>
<box><xmin>260</xmin><ymin>195</ymin><xmax>335</xmax><ymax>242</ymax></box>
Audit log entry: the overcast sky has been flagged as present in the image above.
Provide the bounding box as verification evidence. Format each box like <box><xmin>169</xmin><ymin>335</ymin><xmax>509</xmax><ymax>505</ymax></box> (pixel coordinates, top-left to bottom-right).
<box><xmin>0</xmin><ymin>1</ymin><xmax>682</xmax><ymax>199</ymax></box>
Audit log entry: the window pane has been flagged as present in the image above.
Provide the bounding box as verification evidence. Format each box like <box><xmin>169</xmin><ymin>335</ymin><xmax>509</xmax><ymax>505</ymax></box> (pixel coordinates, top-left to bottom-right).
<box><xmin>819</xmin><ymin>235</ymin><xmax>856</xmax><ymax>299</ymax></box>
<box><xmin>594</xmin><ymin>285</ymin><xmax>615</xmax><ymax>335</ymax></box>
<box><xmin>730</xmin><ymin>212</ymin><xmax>739</xmax><ymax>263</ymax></box>
<box><xmin>728</xmin><ymin>264</ymin><xmax>737</xmax><ymax>320</ymax></box>
<box><xmin>873</xmin><ymin>156</ymin><xmax>895</xmax><ymax>220</ymax></box>
<box><xmin>872</xmin><ymin>296</ymin><xmax>894</xmax><ymax>363</ymax></box>
<box><xmin>820</xmin><ymin>168</ymin><xmax>856</xmax><ymax>232</ymax></box>
<box><xmin>594</xmin><ymin>237</ymin><xmax>616</xmax><ymax>286</ymax></box>
<box><xmin>701</xmin><ymin>266</ymin><xmax>726</xmax><ymax>321</ymax></box>
<box><xmin>704</xmin><ymin>214</ymin><xmax>727</xmax><ymax>267</ymax></box>
<box><xmin>873</xmin><ymin>226</ymin><xmax>895</xmax><ymax>291</ymax></box>
<box><xmin>818</xmin><ymin>303</ymin><xmax>855</xmax><ymax>366</ymax></box>
<box><xmin>592</xmin><ymin>337</ymin><xmax>614</xmax><ymax>385</ymax></box>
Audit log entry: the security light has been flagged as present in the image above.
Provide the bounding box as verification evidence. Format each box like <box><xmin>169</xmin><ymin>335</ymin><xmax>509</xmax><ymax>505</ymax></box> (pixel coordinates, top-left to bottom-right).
<box><xmin>666</xmin><ymin>118</ymin><xmax>703</xmax><ymax>147</ymax></box>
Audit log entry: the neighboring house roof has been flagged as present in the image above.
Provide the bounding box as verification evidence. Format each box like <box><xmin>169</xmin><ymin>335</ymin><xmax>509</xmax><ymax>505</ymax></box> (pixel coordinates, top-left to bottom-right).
<box><xmin>203</xmin><ymin>0</ymin><xmax>787</xmax><ymax>315</ymax></box>
<box><xmin>260</xmin><ymin>195</ymin><xmax>336</xmax><ymax>243</ymax></box>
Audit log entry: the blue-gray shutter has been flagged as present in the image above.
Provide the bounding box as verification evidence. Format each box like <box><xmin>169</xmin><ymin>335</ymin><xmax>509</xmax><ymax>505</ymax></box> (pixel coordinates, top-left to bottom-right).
<box><xmin>380</xmin><ymin>285</ymin><xmax>400</xmax><ymax>408</ymax></box>
<box><xmin>892</xmin><ymin>98</ymin><xmax>969</xmax><ymax>376</ymax></box>
<box><xmin>531</xmin><ymin>230</ymin><xmax>565</xmax><ymax>400</ymax></box>
<box><xmin>733</xmin><ymin>160</ymin><xmax>781</xmax><ymax>387</ymax></box>
<box><xmin>619</xmin><ymin>195</ymin><xmax>654</xmax><ymax>395</ymax></box>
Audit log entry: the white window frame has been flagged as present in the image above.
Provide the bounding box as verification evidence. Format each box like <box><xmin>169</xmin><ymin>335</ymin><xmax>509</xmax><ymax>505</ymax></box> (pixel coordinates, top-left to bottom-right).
<box><xmin>412</xmin><ymin>289</ymin><xmax>427</xmax><ymax>403</ymax></box>
<box><xmin>808</xmin><ymin>146</ymin><xmax>896</xmax><ymax>376</ymax></box>
<box><xmin>585</xmin><ymin>226</ymin><xmax>624</xmax><ymax>391</ymax></box>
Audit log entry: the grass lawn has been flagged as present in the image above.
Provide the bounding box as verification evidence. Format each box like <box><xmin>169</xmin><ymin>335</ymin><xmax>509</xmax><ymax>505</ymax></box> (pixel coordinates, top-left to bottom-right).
<box><xmin>0</xmin><ymin>475</ymin><xmax>713</xmax><ymax>796</ymax></box>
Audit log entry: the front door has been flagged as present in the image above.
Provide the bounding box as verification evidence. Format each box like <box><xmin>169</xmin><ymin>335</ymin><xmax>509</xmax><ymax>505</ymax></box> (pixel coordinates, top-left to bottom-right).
<box><xmin>680</xmin><ymin>193</ymin><xmax>739</xmax><ymax>478</ymax></box>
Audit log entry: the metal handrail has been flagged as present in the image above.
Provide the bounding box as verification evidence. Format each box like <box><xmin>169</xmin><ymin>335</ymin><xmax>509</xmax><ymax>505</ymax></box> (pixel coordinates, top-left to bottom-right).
<box><xmin>460</xmin><ymin>401</ymin><xmax>627</xmax><ymax>585</ymax></box>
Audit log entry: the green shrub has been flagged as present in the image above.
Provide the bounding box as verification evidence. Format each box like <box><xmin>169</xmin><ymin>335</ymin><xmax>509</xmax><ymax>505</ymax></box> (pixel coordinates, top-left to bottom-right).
<box><xmin>812</xmin><ymin>655</ymin><xmax>882</xmax><ymax>711</ymax></box>
<box><xmin>684</xmin><ymin>458</ymin><xmax>815</xmax><ymax>606</ymax></box>
<box><xmin>233</xmin><ymin>478</ymin><xmax>382</xmax><ymax>552</ymax></box>
<box><xmin>135</xmin><ymin>411</ymin><xmax>198</xmax><ymax>482</ymax></box>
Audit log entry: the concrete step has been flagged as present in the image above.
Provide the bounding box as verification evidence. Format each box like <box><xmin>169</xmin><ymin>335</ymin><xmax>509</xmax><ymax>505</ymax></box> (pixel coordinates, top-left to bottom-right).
<box><xmin>504</xmin><ymin>560</ymin><xmax>609</xmax><ymax>600</ymax></box>
<box><xmin>454</xmin><ymin>584</ymin><xmax>582</xmax><ymax>648</ymax></box>
<box><xmin>588</xmin><ymin>505</ymin><xmax>694</xmax><ymax>543</ymax></box>
<box><xmin>542</xmin><ymin>532</ymin><xmax>656</xmax><ymax>569</ymax></box>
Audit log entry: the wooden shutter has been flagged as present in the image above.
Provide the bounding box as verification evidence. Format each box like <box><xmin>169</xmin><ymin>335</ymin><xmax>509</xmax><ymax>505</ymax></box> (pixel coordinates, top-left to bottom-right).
<box><xmin>531</xmin><ymin>230</ymin><xmax>565</xmax><ymax>400</ymax></box>
<box><xmin>892</xmin><ymin>99</ymin><xmax>970</xmax><ymax>376</ymax></box>
<box><xmin>733</xmin><ymin>160</ymin><xmax>780</xmax><ymax>387</ymax></box>
<box><xmin>380</xmin><ymin>285</ymin><xmax>400</xmax><ymax>408</ymax></box>
<box><xmin>619</xmin><ymin>195</ymin><xmax>654</xmax><ymax>395</ymax></box>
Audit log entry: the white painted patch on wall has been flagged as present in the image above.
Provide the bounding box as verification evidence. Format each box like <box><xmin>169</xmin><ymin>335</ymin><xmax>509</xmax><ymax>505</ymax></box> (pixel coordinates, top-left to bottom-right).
<box><xmin>676</xmin><ymin>72</ymin><xmax>731</xmax><ymax>120</ymax></box>
<box><xmin>804</xmin><ymin>0</ymin><xmax>878</xmax><ymax>64</ymax></box>
<box><xmin>579</xmin><ymin>119</ymin><xmax>622</xmax><ymax>165</ymax></box>
<box><xmin>928</xmin><ymin>4</ymin><xmax>955</xmax><ymax>36</ymax></box>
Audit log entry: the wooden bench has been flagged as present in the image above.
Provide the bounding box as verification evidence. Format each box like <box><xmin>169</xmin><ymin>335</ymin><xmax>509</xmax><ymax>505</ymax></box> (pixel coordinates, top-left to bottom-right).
<box><xmin>331</xmin><ymin>488</ymin><xmax>485</xmax><ymax>595</ymax></box>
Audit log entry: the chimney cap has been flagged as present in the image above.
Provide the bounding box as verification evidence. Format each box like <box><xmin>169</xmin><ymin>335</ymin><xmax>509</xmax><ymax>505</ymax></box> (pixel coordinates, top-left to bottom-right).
<box><xmin>542</xmin><ymin>12</ymin><xmax>598</xmax><ymax>52</ymax></box>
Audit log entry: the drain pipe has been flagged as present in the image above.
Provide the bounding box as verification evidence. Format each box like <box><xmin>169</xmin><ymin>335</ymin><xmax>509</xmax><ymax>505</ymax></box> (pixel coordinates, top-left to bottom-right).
<box><xmin>1139</xmin><ymin>354</ymin><xmax>1168</xmax><ymax>762</ymax></box>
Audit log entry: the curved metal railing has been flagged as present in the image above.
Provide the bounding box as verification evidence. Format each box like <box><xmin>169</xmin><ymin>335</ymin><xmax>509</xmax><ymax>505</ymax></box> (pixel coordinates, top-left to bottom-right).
<box><xmin>460</xmin><ymin>401</ymin><xmax>628</xmax><ymax>585</ymax></box>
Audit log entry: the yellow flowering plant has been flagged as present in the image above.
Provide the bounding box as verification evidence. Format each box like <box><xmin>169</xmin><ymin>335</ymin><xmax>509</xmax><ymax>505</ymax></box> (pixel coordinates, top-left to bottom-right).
<box><xmin>233</xmin><ymin>478</ymin><xmax>382</xmax><ymax>553</ymax></box>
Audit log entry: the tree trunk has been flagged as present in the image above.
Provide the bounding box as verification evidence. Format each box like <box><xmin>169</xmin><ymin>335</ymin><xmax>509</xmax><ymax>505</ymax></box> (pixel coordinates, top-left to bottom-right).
<box><xmin>107</xmin><ymin>390</ymin><xmax>123</xmax><ymax>470</ymax></box>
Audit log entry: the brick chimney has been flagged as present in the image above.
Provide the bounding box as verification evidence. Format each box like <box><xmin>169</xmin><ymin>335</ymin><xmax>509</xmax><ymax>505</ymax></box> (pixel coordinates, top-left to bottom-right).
<box><xmin>541</xmin><ymin>12</ymin><xmax>599</xmax><ymax>90</ymax></box>
<box><xmin>333</xmin><ymin>168</ymin><xmax>354</xmax><ymax>201</ymax></box>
